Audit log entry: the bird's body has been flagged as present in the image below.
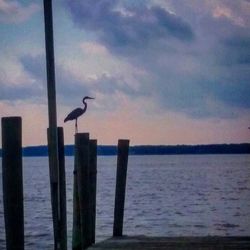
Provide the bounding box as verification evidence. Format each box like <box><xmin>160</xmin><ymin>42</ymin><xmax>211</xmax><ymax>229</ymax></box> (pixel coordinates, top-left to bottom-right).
<box><xmin>64</xmin><ymin>107</ymin><xmax>86</xmax><ymax>123</ymax></box>
<box><xmin>64</xmin><ymin>96</ymin><xmax>94</xmax><ymax>133</ymax></box>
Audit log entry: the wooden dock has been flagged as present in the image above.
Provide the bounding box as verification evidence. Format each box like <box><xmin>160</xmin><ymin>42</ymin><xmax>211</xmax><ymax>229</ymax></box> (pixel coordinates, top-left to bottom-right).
<box><xmin>87</xmin><ymin>236</ymin><xmax>250</xmax><ymax>250</ymax></box>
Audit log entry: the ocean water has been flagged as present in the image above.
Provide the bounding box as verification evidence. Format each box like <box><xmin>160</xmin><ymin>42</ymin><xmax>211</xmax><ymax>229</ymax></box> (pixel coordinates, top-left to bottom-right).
<box><xmin>0</xmin><ymin>154</ymin><xmax>250</xmax><ymax>249</ymax></box>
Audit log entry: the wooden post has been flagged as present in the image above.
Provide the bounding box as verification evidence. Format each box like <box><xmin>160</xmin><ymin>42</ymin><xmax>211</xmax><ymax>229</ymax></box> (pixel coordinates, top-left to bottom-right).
<box><xmin>1</xmin><ymin>117</ymin><xmax>24</xmax><ymax>250</ymax></box>
<box><xmin>47</xmin><ymin>128</ymin><xmax>59</xmax><ymax>249</ymax></box>
<box><xmin>43</xmin><ymin>0</ymin><xmax>60</xmax><ymax>249</ymax></box>
<box><xmin>113</xmin><ymin>139</ymin><xmax>130</xmax><ymax>237</ymax></box>
<box><xmin>75</xmin><ymin>133</ymin><xmax>91</xmax><ymax>249</ymax></box>
<box><xmin>58</xmin><ymin>127</ymin><xmax>67</xmax><ymax>250</ymax></box>
<box><xmin>72</xmin><ymin>135</ymin><xmax>97</xmax><ymax>249</ymax></box>
<box><xmin>72</xmin><ymin>134</ymin><xmax>81</xmax><ymax>250</ymax></box>
<box><xmin>89</xmin><ymin>140</ymin><xmax>97</xmax><ymax>244</ymax></box>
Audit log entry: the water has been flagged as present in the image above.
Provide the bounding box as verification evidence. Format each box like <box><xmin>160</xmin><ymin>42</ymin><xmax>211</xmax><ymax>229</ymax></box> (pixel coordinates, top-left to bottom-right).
<box><xmin>0</xmin><ymin>154</ymin><xmax>250</xmax><ymax>249</ymax></box>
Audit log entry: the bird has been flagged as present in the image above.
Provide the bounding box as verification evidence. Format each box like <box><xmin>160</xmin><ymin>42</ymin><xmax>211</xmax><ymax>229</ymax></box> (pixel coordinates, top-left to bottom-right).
<box><xmin>64</xmin><ymin>96</ymin><xmax>94</xmax><ymax>133</ymax></box>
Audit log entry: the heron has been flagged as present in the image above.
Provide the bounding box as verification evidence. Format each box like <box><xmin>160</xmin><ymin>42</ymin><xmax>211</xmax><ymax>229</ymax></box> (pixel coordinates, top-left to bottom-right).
<box><xmin>64</xmin><ymin>96</ymin><xmax>94</xmax><ymax>133</ymax></box>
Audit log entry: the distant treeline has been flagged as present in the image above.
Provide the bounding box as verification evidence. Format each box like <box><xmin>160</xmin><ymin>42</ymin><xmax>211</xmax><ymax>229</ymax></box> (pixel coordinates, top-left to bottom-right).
<box><xmin>0</xmin><ymin>143</ymin><xmax>249</xmax><ymax>157</ymax></box>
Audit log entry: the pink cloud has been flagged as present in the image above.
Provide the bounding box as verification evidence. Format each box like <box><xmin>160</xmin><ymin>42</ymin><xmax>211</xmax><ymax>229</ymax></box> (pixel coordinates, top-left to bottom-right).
<box><xmin>0</xmin><ymin>0</ymin><xmax>40</xmax><ymax>24</ymax></box>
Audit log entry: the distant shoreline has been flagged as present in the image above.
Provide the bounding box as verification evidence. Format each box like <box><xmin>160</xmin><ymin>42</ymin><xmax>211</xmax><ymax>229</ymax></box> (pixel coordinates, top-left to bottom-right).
<box><xmin>0</xmin><ymin>143</ymin><xmax>249</xmax><ymax>157</ymax></box>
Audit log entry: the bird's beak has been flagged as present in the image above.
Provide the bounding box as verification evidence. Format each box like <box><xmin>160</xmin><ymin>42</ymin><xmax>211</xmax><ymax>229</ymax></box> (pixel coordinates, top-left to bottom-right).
<box><xmin>88</xmin><ymin>97</ymin><xmax>95</xmax><ymax>100</ymax></box>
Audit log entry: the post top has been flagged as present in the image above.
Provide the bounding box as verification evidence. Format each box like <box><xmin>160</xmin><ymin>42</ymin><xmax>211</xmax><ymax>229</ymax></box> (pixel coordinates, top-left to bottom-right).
<box><xmin>75</xmin><ymin>133</ymin><xmax>90</xmax><ymax>140</ymax></box>
<box><xmin>75</xmin><ymin>132</ymin><xmax>89</xmax><ymax>136</ymax></box>
<box><xmin>118</xmin><ymin>139</ymin><xmax>130</xmax><ymax>144</ymax></box>
<box><xmin>1</xmin><ymin>116</ymin><xmax>22</xmax><ymax>122</ymax></box>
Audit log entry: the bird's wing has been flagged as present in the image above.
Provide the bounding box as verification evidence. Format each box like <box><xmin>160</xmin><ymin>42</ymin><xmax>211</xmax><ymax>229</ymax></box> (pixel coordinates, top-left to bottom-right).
<box><xmin>64</xmin><ymin>108</ymin><xmax>84</xmax><ymax>122</ymax></box>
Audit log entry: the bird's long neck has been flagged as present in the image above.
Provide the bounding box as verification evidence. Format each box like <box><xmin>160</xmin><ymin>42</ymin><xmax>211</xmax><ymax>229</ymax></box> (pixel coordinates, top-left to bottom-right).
<box><xmin>82</xmin><ymin>99</ymin><xmax>87</xmax><ymax>112</ymax></box>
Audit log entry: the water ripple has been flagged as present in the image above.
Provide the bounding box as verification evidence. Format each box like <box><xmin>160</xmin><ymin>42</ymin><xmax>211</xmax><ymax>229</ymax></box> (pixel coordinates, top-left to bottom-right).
<box><xmin>0</xmin><ymin>154</ymin><xmax>249</xmax><ymax>249</ymax></box>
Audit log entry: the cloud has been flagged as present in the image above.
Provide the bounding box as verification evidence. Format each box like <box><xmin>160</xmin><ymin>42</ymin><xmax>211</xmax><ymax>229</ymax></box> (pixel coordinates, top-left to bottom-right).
<box><xmin>220</xmin><ymin>34</ymin><xmax>250</xmax><ymax>65</ymax></box>
<box><xmin>80</xmin><ymin>41</ymin><xmax>108</xmax><ymax>55</ymax></box>
<box><xmin>212</xmin><ymin>5</ymin><xmax>244</xmax><ymax>26</ymax></box>
<box><xmin>3</xmin><ymin>0</ymin><xmax>249</xmax><ymax>122</ymax></box>
<box><xmin>0</xmin><ymin>0</ymin><xmax>40</xmax><ymax>24</ymax></box>
<box><xmin>0</xmin><ymin>82</ymin><xmax>41</xmax><ymax>101</ymax></box>
<box><xmin>64</xmin><ymin>0</ymin><xmax>194</xmax><ymax>54</ymax></box>
<box><xmin>20</xmin><ymin>54</ymin><xmax>90</xmax><ymax>104</ymax></box>
<box><xmin>61</xmin><ymin>0</ymin><xmax>250</xmax><ymax>119</ymax></box>
<box><xmin>0</xmin><ymin>55</ymin><xmax>43</xmax><ymax>102</ymax></box>
<box><xmin>14</xmin><ymin>54</ymin><xmax>140</xmax><ymax>111</ymax></box>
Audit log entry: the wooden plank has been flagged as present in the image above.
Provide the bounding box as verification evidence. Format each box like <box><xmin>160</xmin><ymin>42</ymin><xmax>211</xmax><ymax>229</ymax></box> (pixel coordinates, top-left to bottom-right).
<box><xmin>87</xmin><ymin>236</ymin><xmax>250</xmax><ymax>250</ymax></box>
<box><xmin>1</xmin><ymin>117</ymin><xmax>24</xmax><ymax>250</ymax></box>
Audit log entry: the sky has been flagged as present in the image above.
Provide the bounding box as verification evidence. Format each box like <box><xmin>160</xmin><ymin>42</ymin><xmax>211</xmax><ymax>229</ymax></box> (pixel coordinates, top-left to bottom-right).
<box><xmin>0</xmin><ymin>0</ymin><xmax>250</xmax><ymax>146</ymax></box>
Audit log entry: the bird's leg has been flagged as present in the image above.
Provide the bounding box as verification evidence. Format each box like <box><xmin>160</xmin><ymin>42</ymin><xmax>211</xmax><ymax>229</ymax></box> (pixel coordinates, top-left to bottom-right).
<box><xmin>75</xmin><ymin>119</ymin><xmax>77</xmax><ymax>134</ymax></box>
<box><xmin>75</xmin><ymin>119</ymin><xmax>78</xmax><ymax>134</ymax></box>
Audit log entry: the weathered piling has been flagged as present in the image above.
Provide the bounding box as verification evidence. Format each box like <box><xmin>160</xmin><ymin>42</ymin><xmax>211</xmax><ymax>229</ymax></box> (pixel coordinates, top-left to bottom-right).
<box><xmin>72</xmin><ymin>134</ymin><xmax>81</xmax><ymax>250</ymax></box>
<box><xmin>1</xmin><ymin>117</ymin><xmax>24</xmax><ymax>250</ymax></box>
<box><xmin>75</xmin><ymin>133</ymin><xmax>91</xmax><ymax>249</ymax></box>
<box><xmin>72</xmin><ymin>135</ymin><xmax>97</xmax><ymax>249</ymax></box>
<box><xmin>47</xmin><ymin>128</ymin><xmax>59</xmax><ymax>249</ymax></box>
<box><xmin>89</xmin><ymin>139</ymin><xmax>97</xmax><ymax>244</ymax></box>
<box><xmin>113</xmin><ymin>139</ymin><xmax>130</xmax><ymax>237</ymax></box>
<box><xmin>58</xmin><ymin>127</ymin><xmax>67</xmax><ymax>250</ymax></box>
<box><xmin>43</xmin><ymin>0</ymin><xmax>60</xmax><ymax>249</ymax></box>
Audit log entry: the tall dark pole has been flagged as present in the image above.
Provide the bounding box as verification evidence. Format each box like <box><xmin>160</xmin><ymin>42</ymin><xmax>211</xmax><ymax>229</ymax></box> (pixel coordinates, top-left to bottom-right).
<box><xmin>43</xmin><ymin>0</ymin><xmax>60</xmax><ymax>249</ymax></box>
